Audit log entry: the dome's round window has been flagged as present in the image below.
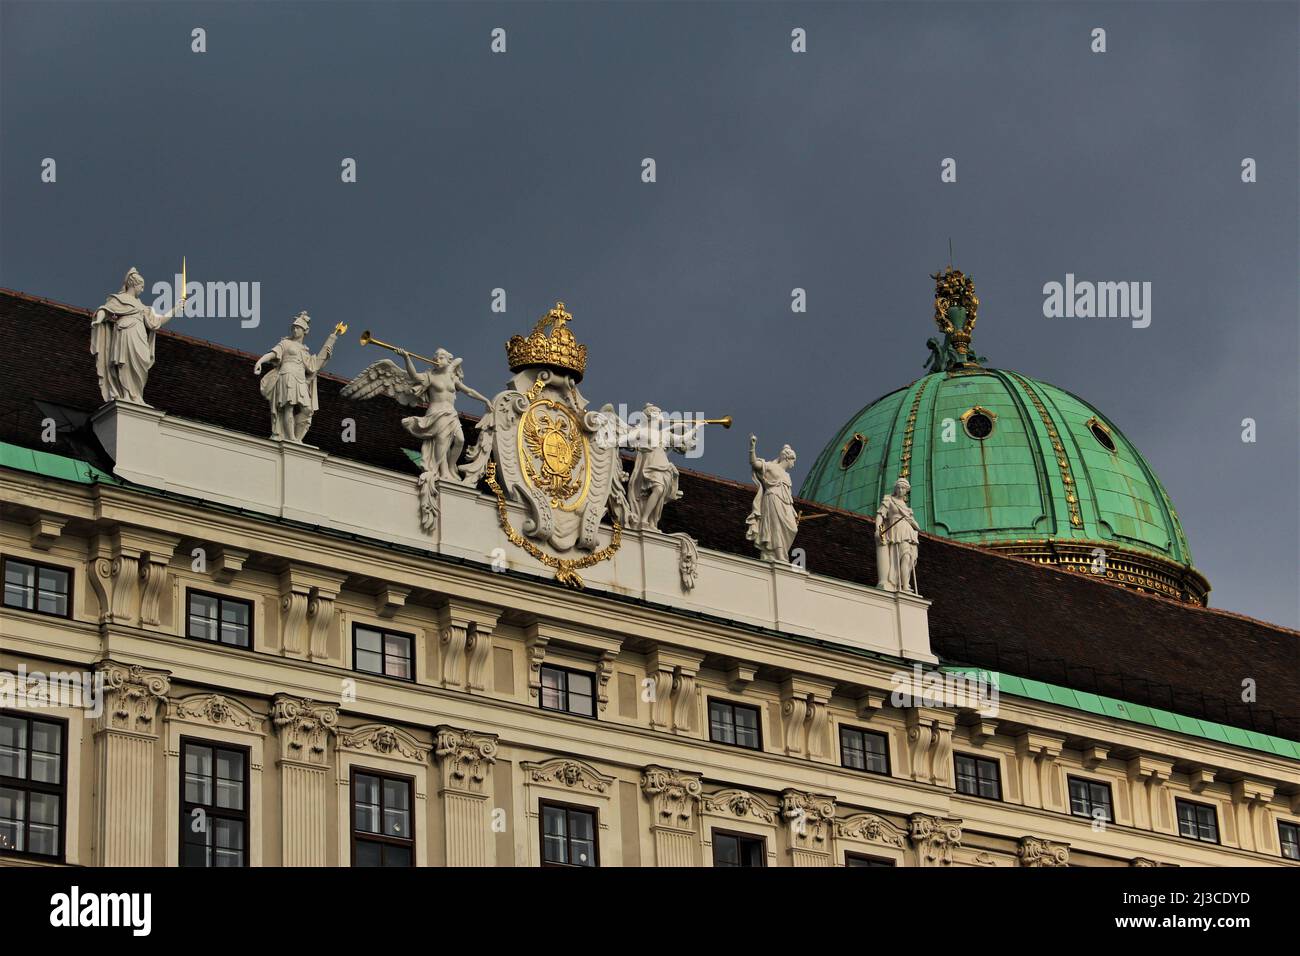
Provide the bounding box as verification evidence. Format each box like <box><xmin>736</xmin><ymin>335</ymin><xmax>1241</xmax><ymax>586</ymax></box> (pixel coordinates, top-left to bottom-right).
<box><xmin>1089</xmin><ymin>420</ymin><xmax>1116</xmax><ymax>452</ymax></box>
<box><xmin>964</xmin><ymin>412</ymin><xmax>994</xmax><ymax>440</ymax></box>
<box><xmin>839</xmin><ymin>433</ymin><xmax>867</xmax><ymax>469</ymax></box>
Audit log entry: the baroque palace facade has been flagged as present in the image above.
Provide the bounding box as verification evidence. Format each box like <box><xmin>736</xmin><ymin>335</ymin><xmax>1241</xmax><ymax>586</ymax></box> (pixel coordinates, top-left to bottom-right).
<box><xmin>0</xmin><ymin>276</ymin><xmax>1297</xmax><ymax>868</ymax></box>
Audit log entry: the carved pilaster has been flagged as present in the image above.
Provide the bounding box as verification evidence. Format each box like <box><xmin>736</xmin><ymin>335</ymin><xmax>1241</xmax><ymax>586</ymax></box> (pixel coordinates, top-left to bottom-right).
<box><xmin>93</xmin><ymin>662</ymin><xmax>171</xmax><ymax>866</ymax></box>
<box><xmin>641</xmin><ymin>766</ymin><xmax>703</xmax><ymax>866</ymax></box>
<box><xmin>273</xmin><ymin>695</ymin><xmax>338</xmax><ymax>866</ymax></box>
<box><xmin>909</xmin><ymin>813</ymin><xmax>962</xmax><ymax>866</ymax></box>
<box><xmin>1018</xmin><ymin>835</ymin><xmax>1071</xmax><ymax>867</ymax></box>
<box><xmin>781</xmin><ymin>789</ymin><xmax>836</xmax><ymax>866</ymax></box>
<box><xmin>435</xmin><ymin>726</ymin><xmax>499</xmax><ymax>866</ymax></box>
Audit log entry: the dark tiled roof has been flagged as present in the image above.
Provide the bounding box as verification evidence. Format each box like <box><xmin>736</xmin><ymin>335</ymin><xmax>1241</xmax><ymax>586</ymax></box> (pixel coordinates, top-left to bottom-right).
<box><xmin>2</xmin><ymin>288</ymin><xmax>1297</xmax><ymax>741</ymax></box>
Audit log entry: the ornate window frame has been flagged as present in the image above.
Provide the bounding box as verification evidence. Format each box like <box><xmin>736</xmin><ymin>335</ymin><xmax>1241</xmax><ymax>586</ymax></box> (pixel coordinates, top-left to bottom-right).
<box><xmin>520</xmin><ymin>757</ymin><xmax>617</xmax><ymax>867</ymax></box>
<box><xmin>334</xmin><ymin>722</ymin><xmax>430</xmax><ymax>866</ymax></box>
<box><xmin>165</xmin><ymin>693</ymin><xmax>265</xmax><ymax>867</ymax></box>
<box><xmin>832</xmin><ymin>810</ymin><xmax>908</xmax><ymax>867</ymax></box>
<box><xmin>700</xmin><ymin>787</ymin><xmax>780</xmax><ymax>867</ymax></box>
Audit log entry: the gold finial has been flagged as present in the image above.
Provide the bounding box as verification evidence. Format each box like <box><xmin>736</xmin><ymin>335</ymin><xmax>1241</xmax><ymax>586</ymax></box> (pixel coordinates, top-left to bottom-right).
<box><xmin>930</xmin><ymin>266</ymin><xmax>980</xmax><ymax>364</ymax></box>
<box><xmin>506</xmin><ymin>300</ymin><xmax>588</xmax><ymax>380</ymax></box>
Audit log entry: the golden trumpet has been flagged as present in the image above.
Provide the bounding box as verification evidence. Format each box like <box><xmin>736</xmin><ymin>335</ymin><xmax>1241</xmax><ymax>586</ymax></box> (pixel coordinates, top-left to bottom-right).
<box><xmin>359</xmin><ymin>330</ymin><xmax>438</xmax><ymax>365</ymax></box>
<box><xmin>669</xmin><ymin>415</ymin><xmax>732</xmax><ymax>429</ymax></box>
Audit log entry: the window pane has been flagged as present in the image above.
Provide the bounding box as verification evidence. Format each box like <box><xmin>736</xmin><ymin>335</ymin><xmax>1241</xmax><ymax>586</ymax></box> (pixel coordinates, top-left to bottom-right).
<box><xmin>0</xmin><ymin>787</ymin><xmax>25</xmax><ymax>852</ymax></box>
<box><xmin>384</xmin><ymin>634</ymin><xmax>412</xmax><ymax>679</ymax></box>
<box><xmin>540</xmin><ymin>685</ymin><xmax>566</xmax><ymax>712</ymax></box>
<box><xmin>733</xmin><ymin>707</ymin><xmax>759</xmax><ymax>748</ymax></box>
<box><xmin>30</xmin><ymin>721</ymin><xmax>61</xmax><ymax>784</ymax></box>
<box><xmin>183</xmin><ymin>745</ymin><xmax>213</xmax><ymax>805</ymax></box>
<box><xmin>709</xmin><ymin>703</ymin><xmax>736</xmax><ymax>745</ymax></box>
<box><xmin>28</xmin><ymin>792</ymin><xmax>60</xmax><ymax>856</ymax></box>
<box><xmin>0</xmin><ymin>716</ymin><xmax>27</xmax><ymax>779</ymax></box>
<box><xmin>741</xmin><ymin>837</ymin><xmax>765</xmax><ymax>868</ymax></box>
<box><xmin>355</xmin><ymin>647</ymin><xmax>384</xmax><ymax>674</ymax></box>
<box><xmin>36</xmin><ymin>567</ymin><xmax>69</xmax><ymax>615</ymax></box>
<box><xmin>213</xmin><ymin>818</ymin><xmax>245</xmax><ymax>866</ymax></box>
<box><xmin>215</xmin><ymin>750</ymin><xmax>244</xmax><ymax>811</ymax></box>
<box><xmin>220</xmin><ymin>600</ymin><xmax>250</xmax><ymax>647</ymax></box>
<box><xmin>383</xmin><ymin>844</ymin><xmax>412</xmax><ymax>867</ymax></box>
<box><xmin>353</xmin><ymin>840</ymin><xmax>382</xmax><ymax>867</ymax></box>
<box><xmin>355</xmin><ymin>628</ymin><xmax>383</xmax><ymax>654</ymax></box>
<box><xmin>353</xmin><ymin>774</ymin><xmax>380</xmax><ymax>834</ymax></box>
<box><xmin>382</xmin><ymin>779</ymin><xmax>410</xmax><ymax>838</ymax></box>
<box><xmin>713</xmin><ymin>833</ymin><xmax>738</xmax><ymax>867</ymax></box>
<box><xmin>542</xmin><ymin>805</ymin><xmax>567</xmax><ymax>863</ymax></box>
<box><xmin>4</xmin><ymin>561</ymin><xmax>34</xmax><ymax>610</ymax></box>
<box><xmin>188</xmin><ymin>593</ymin><xmax>219</xmax><ymax>641</ymax></box>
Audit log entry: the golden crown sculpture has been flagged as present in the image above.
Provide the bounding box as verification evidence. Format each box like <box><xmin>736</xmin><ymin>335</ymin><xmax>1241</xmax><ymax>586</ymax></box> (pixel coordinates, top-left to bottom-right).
<box><xmin>506</xmin><ymin>301</ymin><xmax>588</xmax><ymax>380</ymax></box>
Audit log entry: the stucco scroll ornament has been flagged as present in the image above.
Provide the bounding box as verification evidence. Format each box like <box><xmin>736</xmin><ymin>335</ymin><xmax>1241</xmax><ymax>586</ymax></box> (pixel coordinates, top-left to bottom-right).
<box><xmin>170</xmin><ymin>693</ymin><xmax>264</xmax><ymax>733</ymax></box>
<box><xmin>834</xmin><ymin>813</ymin><xmax>907</xmax><ymax>848</ymax></box>
<box><xmin>340</xmin><ymin>724</ymin><xmax>429</xmax><ymax>762</ymax></box>
<box><xmin>781</xmin><ymin>790</ymin><xmax>836</xmax><ymax>843</ymax></box>
<box><xmin>340</xmin><ymin>343</ymin><xmax>490</xmax><ymax>533</ymax></box>
<box><xmin>97</xmin><ymin>662</ymin><xmax>171</xmax><ymax>734</ymax></box>
<box><xmin>703</xmin><ymin>788</ymin><xmax>777</xmax><ymax>824</ymax></box>
<box><xmin>909</xmin><ymin>813</ymin><xmax>962</xmax><ymax>865</ymax></box>
<box><xmin>1018</xmin><ymin>836</ymin><xmax>1071</xmax><ymax>868</ymax></box>
<box><xmin>640</xmin><ymin>767</ymin><xmax>703</xmax><ymax>824</ymax></box>
<box><xmin>91</xmin><ymin>267</ymin><xmax>185</xmax><ymax>406</ymax></box>
<box><xmin>435</xmin><ymin>727</ymin><xmax>498</xmax><ymax>787</ymax></box>
<box><xmin>253</xmin><ymin>311</ymin><xmax>345</xmax><ymax>444</ymax></box>
<box><xmin>745</xmin><ymin>436</ymin><xmax>798</xmax><ymax>563</ymax></box>
<box><xmin>272</xmin><ymin>696</ymin><xmax>338</xmax><ymax>765</ymax></box>
<box><xmin>877</xmin><ymin>477</ymin><xmax>920</xmax><ymax>593</ymax></box>
<box><xmin>525</xmin><ymin>757</ymin><xmax>611</xmax><ymax>794</ymax></box>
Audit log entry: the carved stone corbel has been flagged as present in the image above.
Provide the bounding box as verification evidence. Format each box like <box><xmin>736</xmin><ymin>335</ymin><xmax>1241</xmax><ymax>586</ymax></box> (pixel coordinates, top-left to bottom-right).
<box><xmin>209</xmin><ymin>545</ymin><xmax>249</xmax><ymax>585</ymax></box>
<box><xmin>525</xmin><ymin>630</ymin><xmax>550</xmax><ymax>701</ymax></box>
<box><xmin>88</xmin><ymin>527</ymin><xmax>179</xmax><ymax>627</ymax></box>
<box><xmin>28</xmin><ymin>513</ymin><xmax>68</xmax><ymax>551</ymax></box>
<box><xmin>781</xmin><ymin>676</ymin><xmax>835</xmax><ymax>759</ymax></box>
<box><xmin>1017</xmin><ymin>731</ymin><xmax>1065</xmax><ymax>809</ymax></box>
<box><xmin>647</xmin><ymin>647</ymin><xmax>705</xmax><ymax>733</ymax></box>
<box><xmin>279</xmin><ymin>566</ymin><xmax>346</xmax><ymax>660</ymax></box>
<box><xmin>1018</xmin><ymin>835</ymin><xmax>1071</xmax><ymax>867</ymax></box>
<box><xmin>906</xmin><ymin>708</ymin><xmax>955</xmax><ymax>786</ymax></box>
<box><xmin>440</xmin><ymin>601</ymin><xmax>502</xmax><ymax>692</ymax></box>
<box><xmin>1127</xmin><ymin>755</ymin><xmax>1175</xmax><ymax>832</ymax></box>
<box><xmin>271</xmin><ymin>695</ymin><xmax>338</xmax><ymax>767</ymax></box>
<box><xmin>909</xmin><ymin>813</ymin><xmax>962</xmax><ymax>866</ymax></box>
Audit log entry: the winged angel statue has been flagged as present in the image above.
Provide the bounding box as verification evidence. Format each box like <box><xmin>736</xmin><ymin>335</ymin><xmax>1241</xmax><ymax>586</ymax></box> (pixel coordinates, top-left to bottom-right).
<box><xmin>341</xmin><ymin>348</ymin><xmax>489</xmax><ymax>531</ymax></box>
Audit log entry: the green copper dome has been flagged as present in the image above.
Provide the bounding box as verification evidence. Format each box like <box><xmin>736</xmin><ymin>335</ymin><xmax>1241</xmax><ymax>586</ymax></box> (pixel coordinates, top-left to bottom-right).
<box><xmin>801</xmin><ymin>362</ymin><xmax>1209</xmax><ymax>604</ymax></box>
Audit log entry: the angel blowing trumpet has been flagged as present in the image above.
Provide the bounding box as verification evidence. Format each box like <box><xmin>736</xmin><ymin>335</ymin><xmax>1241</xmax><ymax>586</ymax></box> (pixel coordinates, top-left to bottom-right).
<box><xmin>341</xmin><ymin>334</ymin><xmax>490</xmax><ymax>484</ymax></box>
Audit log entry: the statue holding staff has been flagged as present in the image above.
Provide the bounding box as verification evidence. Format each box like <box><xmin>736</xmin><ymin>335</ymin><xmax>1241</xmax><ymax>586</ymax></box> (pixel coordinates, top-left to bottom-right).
<box><xmin>253</xmin><ymin>311</ymin><xmax>344</xmax><ymax>443</ymax></box>
<box><xmin>91</xmin><ymin>266</ymin><xmax>185</xmax><ymax>406</ymax></box>
<box><xmin>876</xmin><ymin>477</ymin><xmax>920</xmax><ymax>593</ymax></box>
<box><xmin>745</xmin><ymin>435</ymin><xmax>799</xmax><ymax>563</ymax></box>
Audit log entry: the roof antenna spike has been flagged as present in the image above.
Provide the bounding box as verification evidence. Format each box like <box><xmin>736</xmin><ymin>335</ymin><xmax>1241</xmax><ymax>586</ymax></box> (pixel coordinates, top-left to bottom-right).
<box><xmin>948</xmin><ymin>237</ymin><xmax>954</xmax><ymax>270</ymax></box>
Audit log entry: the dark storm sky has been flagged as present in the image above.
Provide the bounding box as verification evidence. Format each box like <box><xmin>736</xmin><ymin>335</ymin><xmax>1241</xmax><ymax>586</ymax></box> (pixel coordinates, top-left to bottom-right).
<box><xmin>1</xmin><ymin>1</ymin><xmax>1296</xmax><ymax>626</ymax></box>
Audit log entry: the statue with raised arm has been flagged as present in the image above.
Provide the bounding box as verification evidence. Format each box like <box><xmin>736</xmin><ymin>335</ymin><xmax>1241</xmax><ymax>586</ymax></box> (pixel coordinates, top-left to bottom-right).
<box><xmin>91</xmin><ymin>267</ymin><xmax>184</xmax><ymax>405</ymax></box>
<box><xmin>745</xmin><ymin>435</ymin><xmax>799</xmax><ymax>563</ymax></box>
<box><xmin>253</xmin><ymin>312</ymin><xmax>344</xmax><ymax>443</ymax></box>
<box><xmin>619</xmin><ymin>404</ymin><xmax>702</xmax><ymax>531</ymax></box>
<box><xmin>341</xmin><ymin>344</ymin><xmax>489</xmax><ymax>532</ymax></box>
<box><xmin>876</xmin><ymin>477</ymin><xmax>920</xmax><ymax>593</ymax></box>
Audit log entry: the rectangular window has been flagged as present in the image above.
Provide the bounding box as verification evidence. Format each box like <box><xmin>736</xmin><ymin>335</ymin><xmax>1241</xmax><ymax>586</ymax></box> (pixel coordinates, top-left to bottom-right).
<box><xmin>540</xmin><ymin>801</ymin><xmax>598</xmax><ymax>867</ymax></box>
<box><xmin>845</xmin><ymin>853</ymin><xmax>896</xmax><ymax>867</ymax></box>
<box><xmin>352</xmin><ymin>625</ymin><xmax>414</xmax><ymax>681</ymax></box>
<box><xmin>954</xmin><ymin>753</ymin><xmax>1001</xmax><ymax>800</ymax></box>
<box><xmin>712</xmin><ymin>830</ymin><xmax>766</xmax><ymax>868</ymax></box>
<box><xmin>351</xmin><ymin>770</ymin><xmax>414</xmax><ymax>866</ymax></box>
<box><xmin>1175</xmin><ymin>799</ymin><xmax>1220</xmax><ymax>844</ymax></box>
<box><xmin>2</xmin><ymin>557</ymin><xmax>71</xmax><ymax>618</ymax></box>
<box><xmin>180</xmin><ymin>738</ymin><xmax>248</xmax><ymax>867</ymax></box>
<box><xmin>1068</xmin><ymin>776</ymin><xmax>1114</xmax><ymax>823</ymax></box>
<box><xmin>708</xmin><ymin>699</ymin><xmax>761</xmax><ymax>750</ymax></box>
<box><xmin>0</xmin><ymin>713</ymin><xmax>66</xmax><ymax>860</ymax></box>
<box><xmin>186</xmin><ymin>590</ymin><xmax>252</xmax><ymax>648</ymax></box>
<box><xmin>840</xmin><ymin>726</ymin><xmax>890</xmax><ymax>775</ymax></box>
<box><xmin>538</xmin><ymin>664</ymin><xmax>595</xmax><ymax>718</ymax></box>
<box><xmin>1279</xmin><ymin>821</ymin><xmax>1300</xmax><ymax>861</ymax></box>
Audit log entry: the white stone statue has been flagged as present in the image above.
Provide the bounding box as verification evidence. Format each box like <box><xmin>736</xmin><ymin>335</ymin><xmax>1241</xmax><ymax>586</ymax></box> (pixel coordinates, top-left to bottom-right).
<box><xmin>745</xmin><ymin>435</ymin><xmax>798</xmax><ymax>563</ymax></box>
<box><xmin>618</xmin><ymin>404</ymin><xmax>702</xmax><ymax>531</ymax></box>
<box><xmin>876</xmin><ymin>477</ymin><xmax>920</xmax><ymax>593</ymax></box>
<box><xmin>91</xmin><ymin>267</ymin><xmax>184</xmax><ymax>406</ymax></box>
<box><xmin>253</xmin><ymin>312</ymin><xmax>343</xmax><ymax>443</ymax></box>
<box><xmin>340</xmin><ymin>346</ymin><xmax>489</xmax><ymax>533</ymax></box>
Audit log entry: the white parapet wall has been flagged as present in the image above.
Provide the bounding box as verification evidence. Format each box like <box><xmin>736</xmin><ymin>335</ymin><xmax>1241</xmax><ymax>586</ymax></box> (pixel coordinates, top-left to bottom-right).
<box><xmin>92</xmin><ymin>401</ymin><xmax>935</xmax><ymax>662</ymax></box>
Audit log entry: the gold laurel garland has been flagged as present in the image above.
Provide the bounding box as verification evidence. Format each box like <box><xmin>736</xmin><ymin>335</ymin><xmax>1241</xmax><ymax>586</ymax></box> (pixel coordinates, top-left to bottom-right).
<box><xmin>485</xmin><ymin>461</ymin><xmax>621</xmax><ymax>588</ymax></box>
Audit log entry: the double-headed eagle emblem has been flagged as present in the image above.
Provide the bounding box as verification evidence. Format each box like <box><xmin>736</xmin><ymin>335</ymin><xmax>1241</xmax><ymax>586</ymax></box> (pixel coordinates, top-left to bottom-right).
<box><xmin>520</xmin><ymin>400</ymin><xmax>588</xmax><ymax>510</ymax></box>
